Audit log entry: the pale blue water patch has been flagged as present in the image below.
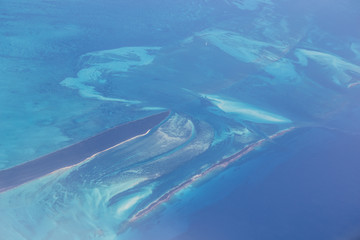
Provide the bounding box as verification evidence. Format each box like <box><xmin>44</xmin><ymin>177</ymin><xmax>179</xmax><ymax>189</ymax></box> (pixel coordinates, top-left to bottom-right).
<box><xmin>295</xmin><ymin>48</ymin><xmax>360</xmax><ymax>87</ymax></box>
<box><xmin>226</xmin><ymin>0</ymin><xmax>273</xmax><ymax>11</ymax></box>
<box><xmin>202</xmin><ymin>94</ymin><xmax>292</xmax><ymax>124</ymax></box>
<box><xmin>140</xmin><ymin>107</ymin><xmax>167</xmax><ymax>111</ymax></box>
<box><xmin>194</xmin><ymin>28</ymin><xmax>288</xmax><ymax>65</ymax></box>
<box><xmin>263</xmin><ymin>58</ymin><xmax>301</xmax><ymax>84</ymax></box>
<box><xmin>0</xmin><ymin>55</ymin><xmax>103</xmax><ymax>170</ymax></box>
<box><xmin>61</xmin><ymin>47</ymin><xmax>161</xmax><ymax>103</ymax></box>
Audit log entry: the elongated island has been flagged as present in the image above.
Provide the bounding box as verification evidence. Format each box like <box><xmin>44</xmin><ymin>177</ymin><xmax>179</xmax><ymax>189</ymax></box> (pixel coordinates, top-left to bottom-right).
<box><xmin>0</xmin><ymin>111</ymin><xmax>170</xmax><ymax>193</ymax></box>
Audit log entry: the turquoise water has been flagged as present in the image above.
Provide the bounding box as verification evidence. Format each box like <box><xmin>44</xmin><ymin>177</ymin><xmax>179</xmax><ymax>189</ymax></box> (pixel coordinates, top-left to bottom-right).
<box><xmin>1</xmin><ymin>0</ymin><xmax>360</xmax><ymax>239</ymax></box>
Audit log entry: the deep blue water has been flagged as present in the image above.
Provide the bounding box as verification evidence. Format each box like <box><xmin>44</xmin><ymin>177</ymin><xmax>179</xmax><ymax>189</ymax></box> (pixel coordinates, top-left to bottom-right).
<box><xmin>0</xmin><ymin>0</ymin><xmax>360</xmax><ymax>239</ymax></box>
<box><xmin>173</xmin><ymin>128</ymin><xmax>360</xmax><ymax>240</ymax></box>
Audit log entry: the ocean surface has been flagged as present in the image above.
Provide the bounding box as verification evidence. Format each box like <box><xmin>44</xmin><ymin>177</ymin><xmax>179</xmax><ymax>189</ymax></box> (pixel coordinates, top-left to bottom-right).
<box><xmin>0</xmin><ymin>0</ymin><xmax>360</xmax><ymax>239</ymax></box>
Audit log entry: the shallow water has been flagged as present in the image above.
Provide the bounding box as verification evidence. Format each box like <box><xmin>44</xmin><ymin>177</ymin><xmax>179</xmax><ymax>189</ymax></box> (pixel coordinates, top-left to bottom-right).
<box><xmin>1</xmin><ymin>0</ymin><xmax>360</xmax><ymax>239</ymax></box>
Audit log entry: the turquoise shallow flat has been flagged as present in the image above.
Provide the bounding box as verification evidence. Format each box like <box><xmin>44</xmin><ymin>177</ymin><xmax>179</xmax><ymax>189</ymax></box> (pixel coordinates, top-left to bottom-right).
<box><xmin>0</xmin><ymin>1</ymin><xmax>359</xmax><ymax>239</ymax></box>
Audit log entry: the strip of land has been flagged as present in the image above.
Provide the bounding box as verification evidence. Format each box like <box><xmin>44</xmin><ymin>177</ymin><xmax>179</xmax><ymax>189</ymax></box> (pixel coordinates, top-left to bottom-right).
<box><xmin>130</xmin><ymin>127</ymin><xmax>294</xmax><ymax>222</ymax></box>
<box><xmin>0</xmin><ymin>111</ymin><xmax>170</xmax><ymax>193</ymax></box>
